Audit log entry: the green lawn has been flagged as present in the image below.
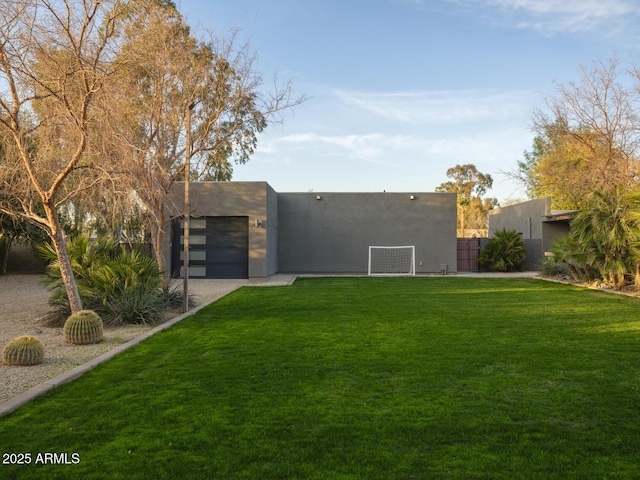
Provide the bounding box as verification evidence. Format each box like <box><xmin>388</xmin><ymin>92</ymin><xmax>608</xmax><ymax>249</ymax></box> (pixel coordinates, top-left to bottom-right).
<box><xmin>2</xmin><ymin>277</ymin><xmax>640</xmax><ymax>479</ymax></box>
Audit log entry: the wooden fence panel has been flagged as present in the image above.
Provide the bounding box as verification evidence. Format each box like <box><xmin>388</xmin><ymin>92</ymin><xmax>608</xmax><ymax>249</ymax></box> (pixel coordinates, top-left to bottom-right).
<box><xmin>457</xmin><ymin>238</ymin><xmax>481</xmax><ymax>272</ymax></box>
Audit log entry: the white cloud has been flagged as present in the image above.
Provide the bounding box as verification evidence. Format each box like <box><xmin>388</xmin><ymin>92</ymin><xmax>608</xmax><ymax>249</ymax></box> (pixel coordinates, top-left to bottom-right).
<box><xmin>278</xmin><ymin>132</ymin><xmax>413</xmax><ymax>163</ymax></box>
<box><xmin>254</xmin><ymin>87</ymin><xmax>535</xmax><ymax>174</ymax></box>
<box><xmin>333</xmin><ymin>89</ymin><xmax>531</xmax><ymax>124</ymax></box>
<box><xmin>421</xmin><ymin>126</ymin><xmax>529</xmax><ymax>160</ymax></box>
<box><xmin>249</xmin><ymin>84</ymin><xmax>536</xmax><ymax>198</ymax></box>
<box><xmin>446</xmin><ymin>0</ymin><xmax>639</xmax><ymax>34</ymax></box>
<box><xmin>487</xmin><ymin>0</ymin><xmax>634</xmax><ymax>17</ymax></box>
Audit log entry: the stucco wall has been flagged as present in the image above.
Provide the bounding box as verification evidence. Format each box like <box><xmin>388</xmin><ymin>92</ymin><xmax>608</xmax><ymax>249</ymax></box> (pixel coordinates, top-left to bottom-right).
<box><xmin>265</xmin><ymin>183</ymin><xmax>279</xmax><ymax>276</ymax></box>
<box><xmin>277</xmin><ymin>192</ymin><xmax>457</xmax><ymax>274</ymax></box>
<box><xmin>166</xmin><ymin>181</ymin><xmax>276</xmax><ymax>278</ymax></box>
<box><xmin>488</xmin><ymin>197</ymin><xmax>557</xmax><ymax>270</ymax></box>
<box><xmin>541</xmin><ymin>221</ymin><xmax>570</xmax><ymax>253</ymax></box>
<box><xmin>167</xmin><ymin>184</ymin><xmax>457</xmax><ymax>277</ymax></box>
<box><xmin>488</xmin><ymin>197</ymin><xmax>551</xmax><ymax>239</ymax></box>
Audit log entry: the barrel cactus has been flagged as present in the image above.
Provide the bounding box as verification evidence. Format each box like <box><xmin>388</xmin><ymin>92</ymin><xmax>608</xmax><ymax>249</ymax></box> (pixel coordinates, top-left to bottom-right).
<box><xmin>64</xmin><ymin>310</ymin><xmax>104</xmax><ymax>345</ymax></box>
<box><xmin>2</xmin><ymin>335</ymin><xmax>45</xmax><ymax>366</ymax></box>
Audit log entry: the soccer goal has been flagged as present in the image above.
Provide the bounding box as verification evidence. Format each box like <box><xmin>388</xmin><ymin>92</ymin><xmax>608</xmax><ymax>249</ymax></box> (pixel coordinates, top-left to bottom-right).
<box><xmin>368</xmin><ymin>245</ymin><xmax>416</xmax><ymax>276</ymax></box>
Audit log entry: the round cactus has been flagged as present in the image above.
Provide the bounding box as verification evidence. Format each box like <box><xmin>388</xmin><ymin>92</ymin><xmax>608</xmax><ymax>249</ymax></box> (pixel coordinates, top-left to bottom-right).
<box><xmin>64</xmin><ymin>310</ymin><xmax>104</xmax><ymax>345</ymax></box>
<box><xmin>2</xmin><ymin>335</ymin><xmax>45</xmax><ymax>366</ymax></box>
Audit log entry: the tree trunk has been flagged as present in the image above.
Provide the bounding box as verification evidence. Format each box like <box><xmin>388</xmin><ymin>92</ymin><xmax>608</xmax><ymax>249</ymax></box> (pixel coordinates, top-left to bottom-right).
<box><xmin>44</xmin><ymin>203</ymin><xmax>83</xmax><ymax>313</ymax></box>
<box><xmin>460</xmin><ymin>206</ymin><xmax>467</xmax><ymax>238</ymax></box>
<box><xmin>149</xmin><ymin>210</ymin><xmax>170</xmax><ymax>291</ymax></box>
<box><xmin>0</xmin><ymin>234</ymin><xmax>13</xmax><ymax>275</ymax></box>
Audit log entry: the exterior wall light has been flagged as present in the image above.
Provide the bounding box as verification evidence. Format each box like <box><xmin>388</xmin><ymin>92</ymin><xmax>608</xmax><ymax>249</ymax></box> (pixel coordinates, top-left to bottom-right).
<box><xmin>316</xmin><ymin>195</ymin><xmax>322</xmax><ymax>200</ymax></box>
<box><xmin>410</xmin><ymin>195</ymin><xmax>416</xmax><ymax>200</ymax></box>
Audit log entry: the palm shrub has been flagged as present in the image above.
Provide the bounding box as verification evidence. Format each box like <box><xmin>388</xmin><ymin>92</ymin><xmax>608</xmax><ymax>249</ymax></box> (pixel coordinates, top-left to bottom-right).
<box><xmin>539</xmin><ymin>235</ymin><xmax>599</xmax><ymax>281</ymax></box>
<box><xmin>625</xmin><ymin>191</ymin><xmax>640</xmax><ymax>287</ymax></box>
<box><xmin>40</xmin><ymin>235</ymin><xmax>172</xmax><ymax>326</ymax></box>
<box><xmin>540</xmin><ymin>236</ymin><xmax>571</xmax><ymax>277</ymax></box>
<box><xmin>478</xmin><ymin>228</ymin><xmax>526</xmax><ymax>272</ymax></box>
<box><xmin>567</xmin><ymin>190</ymin><xmax>640</xmax><ymax>288</ymax></box>
<box><xmin>88</xmin><ymin>250</ymin><xmax>166</xmax><ymax>325</ymax></box>
<box><xmin>40</xmin><ymin>236</ymin><xmax>121</xmax><ymax>304</ymax></box>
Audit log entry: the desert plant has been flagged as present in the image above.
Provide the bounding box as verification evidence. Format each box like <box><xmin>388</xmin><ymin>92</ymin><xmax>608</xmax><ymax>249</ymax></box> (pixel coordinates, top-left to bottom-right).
<box><xmin>540</xmin><ymin>236</ymin><xmax>572</xmax><ymax>277</ymax></box>
<box><xmin>40</xmin><ymin>235</ymin><xmax>170</xmax><ymax>326</ymax></box>
<box><xmin>81</xmin><ymin>249</ymin><xmax>165</xmax><ymax>325</ymax></box>
<box><xmin>567</xmin><ymin>189</ymin><xmax>640</xmax><ymax>288</ymax></box>
<box><xmin>540</xmin><ymin>254</ymin><xmax>568</xmax><ymax>277</ymax></box>
<box><xmin>542</xmin><ymin>235</ymin><xmax>597</xmax><ymax>282</ymax></box>
<box><xmin>64</xmin><ymin>310</ymin><xmax>104</xmax><ymax>345</ymax></box>
<box><xmin>478</xmin><ymin>228</ymin><xmax>526</xmax><ymax>272</ymax></box>
<box><xmin>2</xmin><ymin>335</ymin><xmax>45</xmax><ymax>366</ymax></box>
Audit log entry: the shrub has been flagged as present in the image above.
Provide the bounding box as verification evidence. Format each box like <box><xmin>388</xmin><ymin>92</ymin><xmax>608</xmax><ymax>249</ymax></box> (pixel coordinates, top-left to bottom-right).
<box><xmin>64</xmin><ymin>310</ymin><xmax>104</xmax><ymax>345</ymax></box>
<box><xmin>540</xmin><ymin>256</ymin><xmax>567</xmax><ymax>277</ymax></box>
<box><xmin>540</xmin><ymin>237</ymin><xmax>571</xmax><ymax>277</ymax></box>
<box><xmin>40</xmin><ymin>235</ymin><xmax>170</xmax><ymax>326</ymax></box>
<box><xmin>82</xmin><ymin>249</ymin><xmax>165</xmax><ymax>325</ymax></box>
<box><xmin>478</xmin><ymin>229</ymin><xmax>526</xmax><ymax>272</ymax></box>
<box><xmin>2</xmin><ymin>335</ymin><xmax>45</xmax><ymax>366</ymax></box>
<box><xmin>567</xmin><ymin>190</ymin><xmax>640</xmax><ymax>288</ymax></box>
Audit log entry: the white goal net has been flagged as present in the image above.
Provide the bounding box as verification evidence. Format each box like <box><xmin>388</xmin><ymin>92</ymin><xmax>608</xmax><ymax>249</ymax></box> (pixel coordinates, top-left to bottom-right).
<box><xmin>368</xmin><ymin>246</ymin><xmax>416</xmax><ymax>276</ymax></box>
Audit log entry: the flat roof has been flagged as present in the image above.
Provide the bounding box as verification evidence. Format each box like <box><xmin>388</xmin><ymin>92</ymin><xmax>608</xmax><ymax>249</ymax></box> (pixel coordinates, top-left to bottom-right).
<box><xmin>543</xmin><ymin>210</ymin><xmax>579</xmax><ymax>222</ymax></box>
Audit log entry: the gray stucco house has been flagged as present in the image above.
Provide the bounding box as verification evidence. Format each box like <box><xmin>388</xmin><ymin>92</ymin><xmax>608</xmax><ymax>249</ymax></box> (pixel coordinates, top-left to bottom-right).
<box><xmin>164</xmin><ymin>181</ymin><xmax>458</xmax><ymax>279</ymax></box>
<box><xmin>488</xmin><ymin>197</ymin><xmax>575</xmax><ymax>270</ymax></box>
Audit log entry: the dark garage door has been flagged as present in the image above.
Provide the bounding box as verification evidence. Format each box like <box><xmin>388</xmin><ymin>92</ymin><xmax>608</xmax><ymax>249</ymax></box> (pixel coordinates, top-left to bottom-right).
<box><xmin>173</xmin><ymin>216</ymin><xmax>249</xmax><ymax>279</ymax></box>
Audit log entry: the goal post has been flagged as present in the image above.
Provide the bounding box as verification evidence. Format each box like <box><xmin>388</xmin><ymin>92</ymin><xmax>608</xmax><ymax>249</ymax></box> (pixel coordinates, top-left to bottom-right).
<box><xmin>368</xmin><ymin>245</ymin><xmax>416</xmax><ymax>276</ymax></box>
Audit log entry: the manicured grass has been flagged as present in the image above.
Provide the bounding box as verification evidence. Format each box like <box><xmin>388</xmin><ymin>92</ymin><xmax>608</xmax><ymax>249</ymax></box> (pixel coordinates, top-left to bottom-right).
<box><xmin>2</xmin><ymin>277</ymin><xmax>640</xmax><ymax>479</ymax></box>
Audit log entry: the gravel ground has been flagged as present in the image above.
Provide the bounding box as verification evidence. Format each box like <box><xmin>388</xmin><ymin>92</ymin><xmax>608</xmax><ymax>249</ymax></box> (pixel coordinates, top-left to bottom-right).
<box><xmin>0</xmin><ymin>274</ymin><xmax>294</xmax><ymax>405</ymax></box>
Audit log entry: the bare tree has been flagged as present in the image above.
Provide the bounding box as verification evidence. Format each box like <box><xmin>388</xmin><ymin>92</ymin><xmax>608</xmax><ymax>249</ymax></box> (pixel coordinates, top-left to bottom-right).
<box><xmin>108</xmin><ymin>0</ymin><xmax>306</xmax><ymax>287</ymax></box>
<box><xmin>0</xmin><ymin>0</ymin><xmax>127</xmax><ymax>312</ymax></box>
<box><xmin>529</xmin><ymin>56</ymin><xmax>640</xmax><ymax>207</ymax></box>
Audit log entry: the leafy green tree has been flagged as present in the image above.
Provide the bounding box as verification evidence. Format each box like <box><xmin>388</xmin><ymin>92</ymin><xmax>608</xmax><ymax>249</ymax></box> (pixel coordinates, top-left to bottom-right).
<box><xmin>478</xmin><ymin>229</ymin><xmax>526</xmax><ymax>272</ymax></box>
<box><xmin>511</xmin><ymin>57</ymin><xmax>640</xmax><ymax>209</ymax></box>
<box><xmin>514</xmin><ymin>120</ymin><xmax>635</xmax><ymax>210</ymax></box>
<box><xmin>436</xmin><ymin>164</ymin><xmax>495</xmax><ymax>237</ymax></box>
<box><xmin>467</xmin><ymin>197</ymin><xmax>499</xmax><ymax>236</ymax></box>
<box><xmin>106</xmin><ymin>0</ymin><xmax>305</xmax><ymax>287</ymax></box>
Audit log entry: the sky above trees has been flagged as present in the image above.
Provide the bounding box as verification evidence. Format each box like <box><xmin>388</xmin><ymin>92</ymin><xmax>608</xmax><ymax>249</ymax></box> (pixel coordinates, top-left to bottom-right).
<box><xmin>179</xmin><ymin>0</ymin><xmax>640</xmax><ymax>202</ymax></box>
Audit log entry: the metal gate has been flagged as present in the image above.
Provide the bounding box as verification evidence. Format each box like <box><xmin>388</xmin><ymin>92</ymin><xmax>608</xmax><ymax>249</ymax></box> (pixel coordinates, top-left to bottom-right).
<box><xmin>457</xmin><ymin>238</ymin><xmax>481</xmax><ymax>272</ymax></box>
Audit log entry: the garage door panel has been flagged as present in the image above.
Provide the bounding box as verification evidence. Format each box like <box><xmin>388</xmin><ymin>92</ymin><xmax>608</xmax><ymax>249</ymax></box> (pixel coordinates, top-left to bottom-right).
<box><xmin>206</xmin><ymin>264</ymin><xmax>247</xmax><ymax>279</ymax></box>
<box><xmin>173</xmin><ymin>216</ymin><xmax>249</xmax><ymax>279</ymax></box>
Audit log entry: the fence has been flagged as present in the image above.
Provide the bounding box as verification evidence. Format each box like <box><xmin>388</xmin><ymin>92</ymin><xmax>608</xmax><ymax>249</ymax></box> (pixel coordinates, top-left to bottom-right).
<box><xmin>457</xmin><ymin>237</ymin><xmax>542</xmax><ymax>272</ymax></box>
<box><xmin>457</xmin><ymin>238</ymin><xmax>481</xmax><ymax>272</ymax></box>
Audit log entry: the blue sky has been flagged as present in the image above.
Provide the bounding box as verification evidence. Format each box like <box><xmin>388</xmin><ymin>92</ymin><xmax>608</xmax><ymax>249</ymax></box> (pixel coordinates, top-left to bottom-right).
<box><xmin>179</xmin><ymin>0</ymin><xmax>640</xmax><ymax>202</ymax></box>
